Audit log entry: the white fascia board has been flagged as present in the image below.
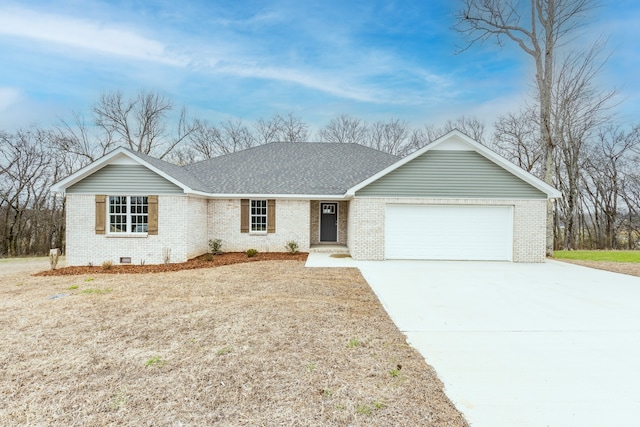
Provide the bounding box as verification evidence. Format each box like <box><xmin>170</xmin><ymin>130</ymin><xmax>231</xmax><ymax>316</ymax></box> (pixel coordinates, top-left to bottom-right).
<box><xmin>347</xmin><ymin>129</ymin><xmax>562</xmax><ymax>199</ymax></box>
<box><xmin>203</xmin><ymin>193</ymin><xmax>348</xmax><ymax>200</ymax></box>
<box><xmin>51</xmin><ymin>147</ymin><xmax>193</xmax><ymax>194</ymax></box>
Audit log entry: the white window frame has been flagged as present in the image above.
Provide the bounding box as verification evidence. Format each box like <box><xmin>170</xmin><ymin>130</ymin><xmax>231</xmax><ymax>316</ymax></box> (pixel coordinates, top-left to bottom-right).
<box><xmin>250</xmin><ymin>199</ymin><xmax>268</xmax><ymax>233</ymax></box>
<box><xmin>107</xmin><ymin>195</ymin><xmax>149</xmax><ymax>235</ymax></box>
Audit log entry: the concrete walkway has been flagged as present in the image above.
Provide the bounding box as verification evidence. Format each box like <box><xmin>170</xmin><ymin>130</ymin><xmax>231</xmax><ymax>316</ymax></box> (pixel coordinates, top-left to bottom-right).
<box><xmin>305</xmin><ymin>252</ymin><xmax>356</xmax><ymax>268</ymax></box>
<box><xmin>358</xmin><ymin>260</ymin><xmax>640</xmax><ymax>427</ymax></box>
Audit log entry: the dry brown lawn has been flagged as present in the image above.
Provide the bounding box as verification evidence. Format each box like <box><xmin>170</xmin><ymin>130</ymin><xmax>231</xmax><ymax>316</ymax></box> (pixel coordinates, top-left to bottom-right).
<box><xmin>0</xmin><ymin>258</ymin><xmax>468</xmax><ymax>426</ymax></box>
<box><xmin>555</xmin><ymin>258</ymin><xmax>640</xmax><ymax>277</ymax></box>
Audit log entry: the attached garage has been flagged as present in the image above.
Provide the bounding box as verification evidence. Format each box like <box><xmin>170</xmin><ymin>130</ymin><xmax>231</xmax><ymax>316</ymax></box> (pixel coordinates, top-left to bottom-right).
<box><xmin>347</xmin><ymin>130</ymin><xmax>562</xmax><ymax>262</ymax></box>
<box><xmin>385</xmin><ymin>204</ymin><xmax>513</xmax><ymax>261</ymax></box>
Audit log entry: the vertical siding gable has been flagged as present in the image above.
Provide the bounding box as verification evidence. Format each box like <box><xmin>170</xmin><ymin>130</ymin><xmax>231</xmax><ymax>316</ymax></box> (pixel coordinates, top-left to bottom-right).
<box><xmin>355</xmin><ymin>150</ymin><xmax>546</xmax><ymax>198</ymax></box>
<box><xmin>67</xmin><ymin>165</ymin><xmax>183</xmax><ymax>194</ymax></box>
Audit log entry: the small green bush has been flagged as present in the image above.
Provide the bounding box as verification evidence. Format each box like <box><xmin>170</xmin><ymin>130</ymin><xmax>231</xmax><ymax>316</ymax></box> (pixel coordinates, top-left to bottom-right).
<box><xmin>209</xmin><ymin>238</ymin><xmax>223</xmax><ymax>255</ymax></box>
<box><xmin>285</xmin><ymin>240</ymin><xmax>299</xmax><ymax>254</ymax></box>
<box><xmin>246</xmin><ymin>248</ymin><xmax>258</xmax><ymax>257</ymax></box>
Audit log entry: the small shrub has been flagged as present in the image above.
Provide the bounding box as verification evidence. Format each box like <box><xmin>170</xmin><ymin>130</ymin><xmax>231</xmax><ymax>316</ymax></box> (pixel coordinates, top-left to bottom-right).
<box><xmin>101</xmin><ymin>261</ymin><xmax>113</xmax><ymax>270</ymax></box>
<box><xmin>209</xmin><ymin>238</ymin><xmax>223</xmax><ymax>255</ymax></box>
<box><xmin>66</xmin><ymin>285</ymin><xmax>79</xmax><ymax>290</ymax></box>
<box><xmin>348</xmin><ymin>338</ymin><xmax>361</xmax><ymax>348</ymax></box>
<box><xmin>162</xmin><ymin>247</ymin><xmax>171</xmax><ymax>265</ymax></box>
<box><xmin>285</xmin><ymin>240</ymin><xmax>299</xmax><ymax>254</ymax></box>
<box><xmin>246</xmin><ymin>248</ymin><xmax>258</xmax><ymax>257</ymax></box>
<box><xmin>389</xmin><ymin>368</ymin><xmax>400</xmax><ymax>378</ymax></box>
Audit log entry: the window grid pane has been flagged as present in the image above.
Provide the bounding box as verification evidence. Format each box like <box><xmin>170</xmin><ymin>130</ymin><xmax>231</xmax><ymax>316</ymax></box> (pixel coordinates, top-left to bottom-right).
<box><xmin>250</xmin><ymin>200</ymin><xmax>267</xmax><ymax>232</ymax></box>
<box><xmin>130</xmin><ymin>196</ymin><xmax>148</xmax><ymax>233</ymax></box>
<box><xmin>109</xmin><ymin>196</ymin><xmax>127</xmax><ymax>232</ymax></box>
<box><xmin>108</xmin><ymin>196</ymin><xmax>149</xmax><ymax>233</ymax></box>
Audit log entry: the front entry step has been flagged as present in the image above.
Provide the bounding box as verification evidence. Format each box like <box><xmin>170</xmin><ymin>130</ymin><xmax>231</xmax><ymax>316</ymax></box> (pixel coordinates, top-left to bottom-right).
<box><xmin>309</xmin><ymin>244</ymin><xmax>350</xmax><ymax>254</ymax></box>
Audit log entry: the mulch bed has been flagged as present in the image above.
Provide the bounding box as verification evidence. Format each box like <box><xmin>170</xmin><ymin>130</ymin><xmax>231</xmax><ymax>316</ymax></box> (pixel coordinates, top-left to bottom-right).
<box><xmin>35</xmin><ymin>252</ymin><xmax>308</xmax><ymax>276</ymax></box>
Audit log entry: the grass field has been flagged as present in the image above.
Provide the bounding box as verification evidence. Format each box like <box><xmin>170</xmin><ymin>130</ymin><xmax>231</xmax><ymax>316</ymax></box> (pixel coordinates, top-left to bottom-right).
<box><xmin>554</xmin><ymin>250</ymin><xmax>640</xmax><ymax>263</ymax></box>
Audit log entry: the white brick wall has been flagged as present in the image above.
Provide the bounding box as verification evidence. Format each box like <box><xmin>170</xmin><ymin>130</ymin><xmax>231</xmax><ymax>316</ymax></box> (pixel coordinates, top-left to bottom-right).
<box><xmin>207</xmin><ymin>199</ymin><xmax>310</xmax><ymax>253</ymax></box>
<box><xmin>347</xmin><ymin>197</ymin><xmax>548</xmax><ymax>262</ymax></box>
<box><xmin>186</xmin><ymin>196</ymin><xmax>209</xmax><ymax>259</ymax></box>
<box><xmin>65</xmin><ymin>194</ymin><xmax>205</xmax><ymax>266</ymax></box>
<box><xmin>66</xmin><ymin>194</ymin><xmax>546</xmax><ymax>265</ymax></box>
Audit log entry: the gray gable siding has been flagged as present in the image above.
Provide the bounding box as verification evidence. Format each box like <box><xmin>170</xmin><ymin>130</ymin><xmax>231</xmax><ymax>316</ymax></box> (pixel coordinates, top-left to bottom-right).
<box><xmin>355</xmin><ymin>150</ymin><xmax>546</xmax><ymax>199</ymax></box>
<box><xmin>67</xmin><ymin>165</ymin><xmax>183</xmax><ymax>194</ymax></box>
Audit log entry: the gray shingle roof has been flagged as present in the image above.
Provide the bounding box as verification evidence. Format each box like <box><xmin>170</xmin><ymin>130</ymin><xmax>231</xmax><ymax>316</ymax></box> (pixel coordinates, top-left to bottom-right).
<box><xmin>183</xmin><ymin>142</ymin><xmax>401</xmax><ymax>195</ymax></box>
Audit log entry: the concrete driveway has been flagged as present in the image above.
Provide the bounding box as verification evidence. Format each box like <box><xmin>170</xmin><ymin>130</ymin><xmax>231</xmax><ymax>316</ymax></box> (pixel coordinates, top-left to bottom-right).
<box><xmin>358</xmin><ymin>260</ymin><xmax>640</xmax><ymax>427</ymax></box>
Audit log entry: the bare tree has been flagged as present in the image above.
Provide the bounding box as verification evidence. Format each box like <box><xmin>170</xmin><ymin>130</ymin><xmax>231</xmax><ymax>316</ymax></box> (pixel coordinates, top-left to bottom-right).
<box><xmin>409</xmin><ymin>116</ymin><xmax>487</xmax><ymax>153</ymax></box>
<box><xmin>493</xmin><ymin>106</ymin><xmax>544</xmax><ymax>174</ymax></box>
<box><xmin>456</xmin><ymin>0</ymin><xmax>599</xmax><ymax>254</ymax></box>
<box><xmin>93</xmin><ymin>90</ymin><xmax>199</xmax><ymax>159</ymax></box>
<box><xmin>54</xmin><ymin>112</ymin><xmax>112</xmax><ymax>166</ymax></box>
<box><xmin>318</xmin><ymin>114</ymin><xmax>369</xmax><ymax>144</ymax></box>
<box><xmin>279</xmin><ymin>113</ymin><xmax>309</xmax><ymax>142</ymax></box>
<box><xmin>368</xmin><ymin>118</ymin><xmax>413</xmax><ymax>156</ymax></box>
<box><xmin>219</xmin><ymin>118</ymin><xmax>256</xmax><ymax>153</ymax></box>
<box><xmin>582</xmin><ymin>125</ymin><xmax>639</xmax><ymax>249</ymax></box>
<box><xmin>186</xmin><ymin>119</ymin><xmax>225</xmax><ymax>160</ymax></box>
<box><xmin>0</xmin><ymin>128</ymin><xmax>60</xmax><ymax>256</ymax></box>
<box><xmin>255</xmin><ymin>114</ymin><xmax>285</xmax><ymax>144</ymax></box>
<box><xmin>551</xmin><ymin>43</ymin><xmax>616</xmax><ymax>249</ymax></box>
<box><xmin>620</xmin><ymin>154</ymin><xmax>640</xmax><ymax>249</ymax></box>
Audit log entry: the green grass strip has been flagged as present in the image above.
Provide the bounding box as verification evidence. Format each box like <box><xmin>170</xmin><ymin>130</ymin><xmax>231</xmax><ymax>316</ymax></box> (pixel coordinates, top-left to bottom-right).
<box><xmin>554</xmin><ymin>250</ymin><xmax>640</xmax><ymax>263</ymax></box>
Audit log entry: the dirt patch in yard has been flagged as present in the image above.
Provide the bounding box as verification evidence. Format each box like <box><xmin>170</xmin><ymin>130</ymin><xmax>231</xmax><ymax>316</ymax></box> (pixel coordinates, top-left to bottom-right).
<box><xmin>1</xmin><ymin>260</ymin><xmax>468</xmax><ymax>426</ymax></box>
<box><xmin>555</xmin><ymin>258</ymin><xmax>640</xmax><ymax>277</ymax></box>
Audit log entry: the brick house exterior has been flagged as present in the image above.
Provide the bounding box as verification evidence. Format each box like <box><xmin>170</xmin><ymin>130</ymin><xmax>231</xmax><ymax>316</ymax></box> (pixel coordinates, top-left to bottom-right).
<box><xmin>53</xmin><ymin>130</ymin><xmax>560</xmax><ymax>266</ymax></box>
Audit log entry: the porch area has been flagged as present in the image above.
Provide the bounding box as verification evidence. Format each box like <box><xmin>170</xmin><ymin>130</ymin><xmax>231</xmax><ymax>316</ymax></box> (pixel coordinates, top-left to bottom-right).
<box><xmin>309</xmin><ymin>201</ymin><xmax>349</xmax><ymax>246</ymax></box>
<box><xmin>308</xmin><ymin>244</ymin><xmax>350</xmax><ymax>254</ymax></box>
<box><xmin>305</xmin><ymin>245</ymin><xmax>355</xmax><ymax>268</ymax></box>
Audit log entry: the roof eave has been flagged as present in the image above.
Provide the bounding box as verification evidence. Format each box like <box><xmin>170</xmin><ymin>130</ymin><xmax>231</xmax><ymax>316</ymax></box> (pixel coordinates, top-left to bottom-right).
<box><xmin>202</xmin><ymin>193</ymin><xmax>349</xmax><ymax>200</ymax></box>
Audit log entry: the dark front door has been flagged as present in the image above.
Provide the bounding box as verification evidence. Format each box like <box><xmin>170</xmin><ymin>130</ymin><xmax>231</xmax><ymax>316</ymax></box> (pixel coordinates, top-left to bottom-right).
<box><xmin>320</xmin><ymin>203</ymin><xmax>338</xmax><ymax>242</ymax></box>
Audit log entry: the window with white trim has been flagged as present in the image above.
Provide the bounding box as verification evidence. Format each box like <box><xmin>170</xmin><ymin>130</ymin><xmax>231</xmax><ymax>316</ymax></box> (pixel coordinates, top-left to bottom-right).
<box><xmin>108</xmin><ymin>196</ymin><xmax>148</xmax><ymax>233</ymax></box>
<box><xmin>250</xmin><ymin>199</ymin><xmax>267</xmax><ymax>232</ymax></box>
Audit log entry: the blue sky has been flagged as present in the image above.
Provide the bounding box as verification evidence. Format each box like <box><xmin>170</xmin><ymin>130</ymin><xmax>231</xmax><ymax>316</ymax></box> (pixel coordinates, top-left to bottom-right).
<box><xmin>1</xmin><ymin>0</ymin><xmax>639</xmax><ymax>134</ymax></box>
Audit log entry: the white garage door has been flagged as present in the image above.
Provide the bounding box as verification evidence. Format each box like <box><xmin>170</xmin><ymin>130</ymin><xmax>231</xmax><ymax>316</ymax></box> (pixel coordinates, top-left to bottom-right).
<box><xmin>385</xmin><ymin>205</ymin><xmax>513</xmax><ymax>261</ymax></box>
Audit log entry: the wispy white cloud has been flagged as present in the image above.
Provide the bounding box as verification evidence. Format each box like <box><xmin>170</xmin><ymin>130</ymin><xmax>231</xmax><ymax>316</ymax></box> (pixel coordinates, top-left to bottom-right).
<box><xmin>217</xmin><ymin>63</ymin><xmax>381</xmax><ymax>103</ymax></box>
<box><xmin>0</xmin><ymin>2</ymin><xmax>465</xmax><ymax>117</ymax></box>
<box><xmin>0</xmin><ymin>86</ymin><xmax>21</xmax><ymax>111</ymax></box>
<box><xmin>0</xmin><ymin>7</ymin><xmax>187</xmax><ymax>66</ymax></box>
